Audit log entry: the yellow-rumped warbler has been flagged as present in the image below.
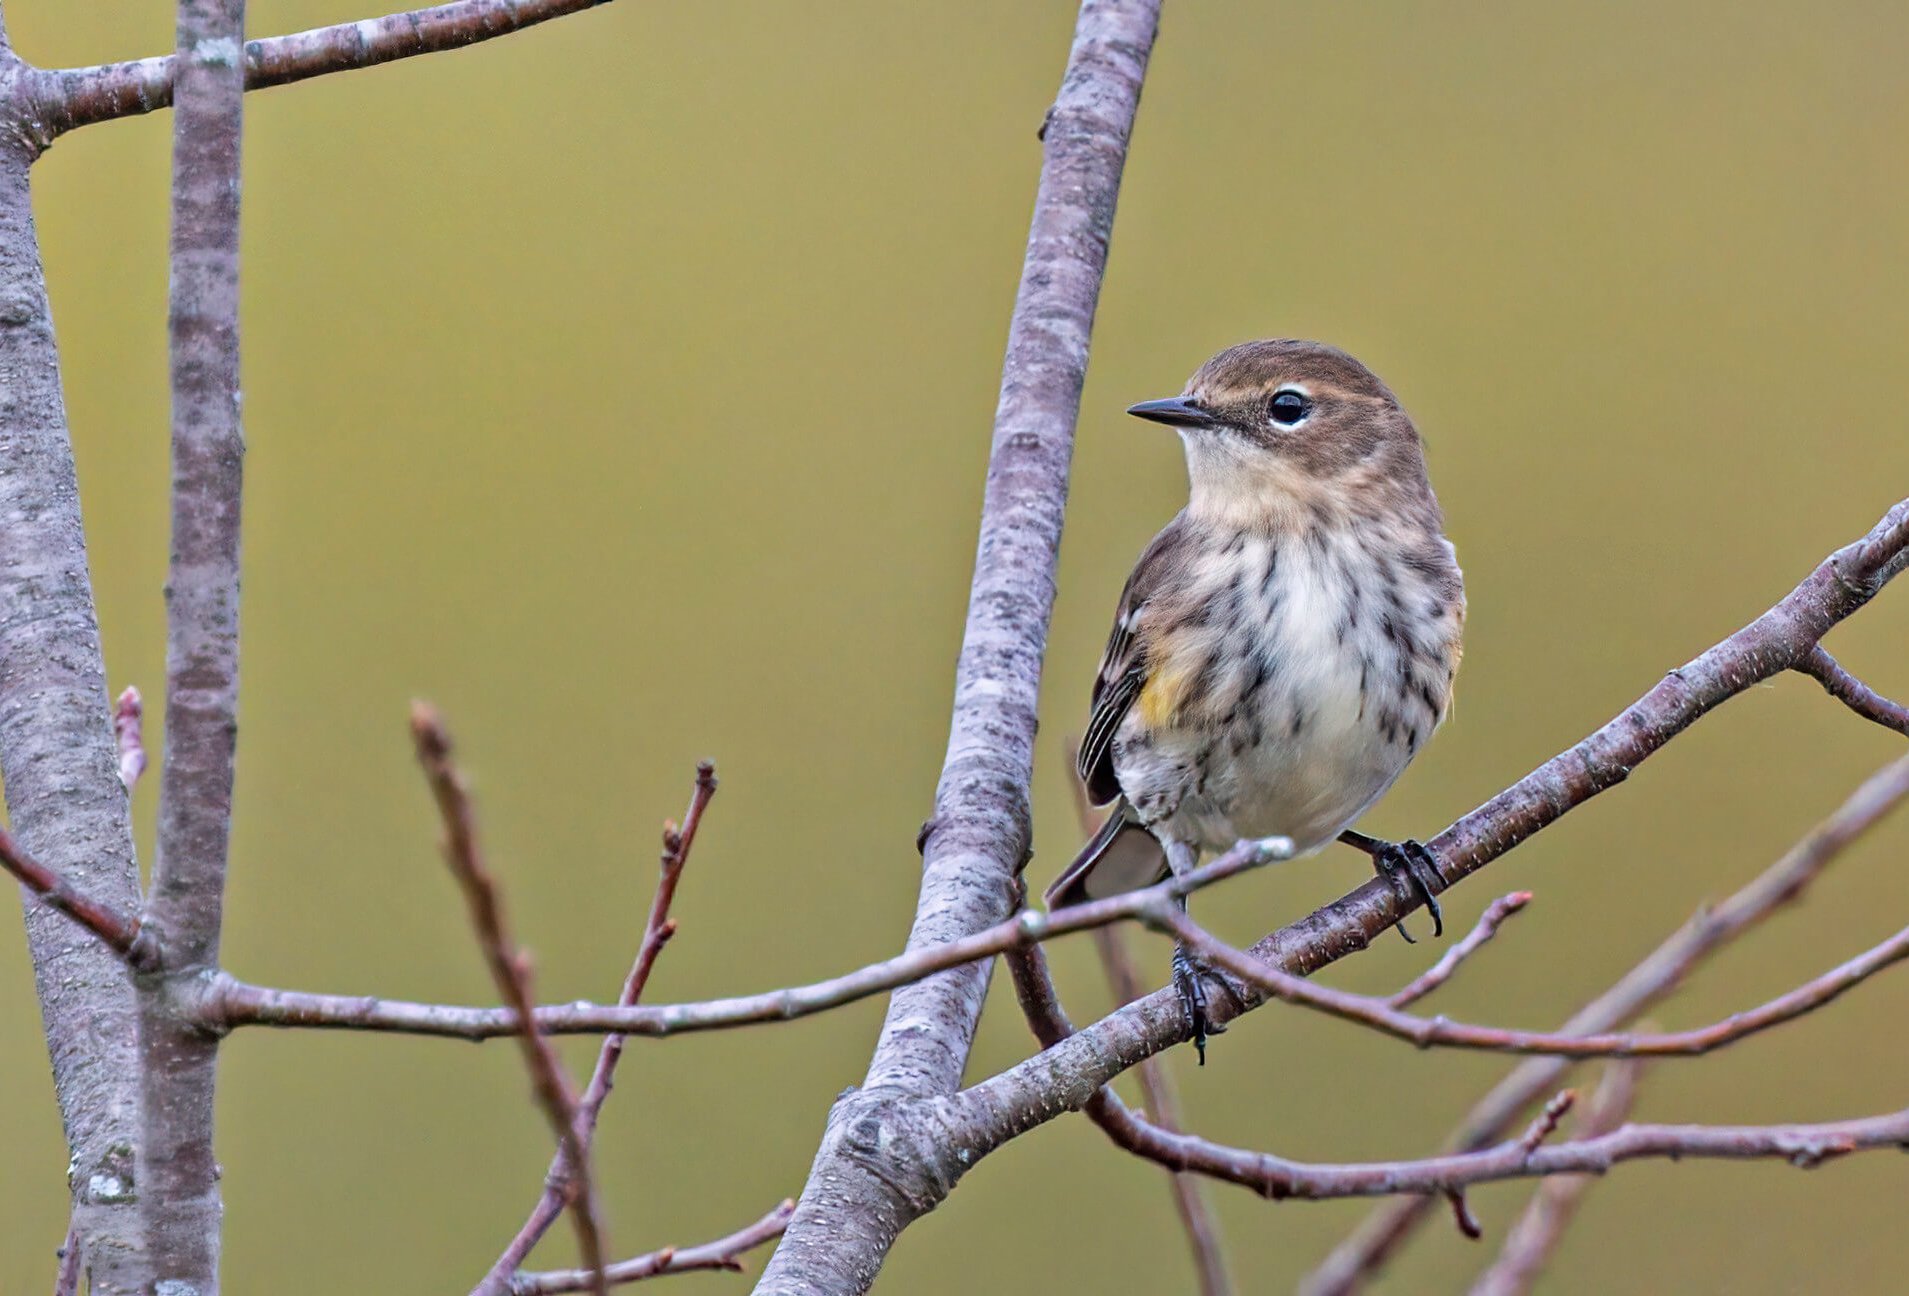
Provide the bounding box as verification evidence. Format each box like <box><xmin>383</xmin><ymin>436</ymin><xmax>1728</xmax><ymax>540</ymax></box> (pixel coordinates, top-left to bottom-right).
<box><xmin>1046</xmin><ymin>339</ymin><xmax>1464</xmax><ymax>1057</ymax></box>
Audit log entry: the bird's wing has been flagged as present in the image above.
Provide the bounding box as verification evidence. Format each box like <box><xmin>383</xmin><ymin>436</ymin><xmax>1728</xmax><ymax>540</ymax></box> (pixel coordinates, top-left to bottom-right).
<box><xmin>1077</xmin><ymin>517</ymin><xmax>1190</xmax><ymax>805</ymax></box>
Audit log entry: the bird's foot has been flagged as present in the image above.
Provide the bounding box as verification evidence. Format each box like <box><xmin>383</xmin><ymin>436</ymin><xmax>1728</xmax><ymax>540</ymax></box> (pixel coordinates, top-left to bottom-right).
<box><xmin>1172</xmin><ymin>942</ymin><xmax>1228</xmax><ymax>1066</ymax></box>
<box><xmin>1371</xmin><ymin>838</ymin><xmax>1444</xmax><ymax>943</ymax></box>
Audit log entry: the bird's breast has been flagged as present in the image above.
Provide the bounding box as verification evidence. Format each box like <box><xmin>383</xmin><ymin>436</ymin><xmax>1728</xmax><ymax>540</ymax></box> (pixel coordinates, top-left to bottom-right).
<box><xmin>1117</xmin><ymin>520</ymin><xmax>1463</xmax><ymax>852</ymax></box>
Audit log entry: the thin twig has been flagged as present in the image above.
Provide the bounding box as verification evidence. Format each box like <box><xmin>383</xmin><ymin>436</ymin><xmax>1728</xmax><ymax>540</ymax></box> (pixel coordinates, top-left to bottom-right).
<box><xmin>1068</xmin><ymin>751</ymin><xmax>1233</xmax><ymax>1296</ymax></box>
<box><xmin>1004</xmin><ymin>939</ymin><xmax>1907</xmax><ymax>1199</ymax></box>
<box><xmin>1094</xmin><ymin>928</ymin><xmax>1235</xmax><ymax>1296</ymax></box>
<box><xmin>112</xmin><ymin>687</ymin><xmax>146</xmax><ymax>793</ymax></box>
<box><xmin>412</xmin><ymin>704</ymin><xmax>608</xmax><ymax>1296</ymax></box>
<box><xmin>0</xmin><ymin>827</ymin><xmax>153</xmax><ymax>968</ymax></box>
<box><xmin>1301</xmin><ymin>752</ymin><xmax>1909</xmax><ymax>1296</ymax></box>
<box><xmin>478</xmin><ymin>762</ymin><xmax>717</xmax><ymax>1296</ymax></box>
<box><xmin>1797</xmin><ymin>646</ymin><xmax>1909</xmax><ymax>737</ymax></box>
<box><xmin>207</xmin><ymin>834</ymin><xmax>1292</xmax><ymax>1038</ymax></box>
<box><xmin>1389</xmin><ymin>892</ymin><xmax>1533</xmax><ymax>1008</ymax></box>
<box><xmin>1154</xmin><ymin>904</ymin><xmax>1909</xmax><ymax>1060</ymax></box>
<box><xmin>510</xmin><ymin>1199</ymin><xmax>794</xmax><ymax>1295</ymax></box>
<box><xmin>40</xmin><ymin>0</ymin><xmax>616</xmax><ymax>134</ymax></box>
<box><xmin>1469</xmin><ymin>1061</ymin><xmax>1645</xmax><ymax>1296</ymax></box>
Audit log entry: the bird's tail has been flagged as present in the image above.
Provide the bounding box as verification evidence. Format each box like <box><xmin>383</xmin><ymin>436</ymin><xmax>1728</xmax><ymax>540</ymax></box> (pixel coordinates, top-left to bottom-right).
<box><xmin>1044</xmin><ymin>802</ymin><xmax>1168</xmax><ymax>910</ymax></box>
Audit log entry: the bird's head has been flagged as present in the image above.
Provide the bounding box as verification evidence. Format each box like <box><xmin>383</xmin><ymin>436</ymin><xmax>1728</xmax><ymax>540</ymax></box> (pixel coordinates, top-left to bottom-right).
<box><xmin>1127</xmin><ymin>339</ymin><xmax>1434</xmax><ymax>531</ymax></box>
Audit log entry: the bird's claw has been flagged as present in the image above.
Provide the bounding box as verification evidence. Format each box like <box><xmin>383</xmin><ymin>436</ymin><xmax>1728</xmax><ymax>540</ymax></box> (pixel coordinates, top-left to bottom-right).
<box><xmin>1373</xmin><ymin>839</ymin><xmax>1444</xmax><ymax>942</ymax></box>
<box><xmin>1172</xmin><ymin>943</ymin><xmax>1227</xmax><ymax>1065</ymax></box>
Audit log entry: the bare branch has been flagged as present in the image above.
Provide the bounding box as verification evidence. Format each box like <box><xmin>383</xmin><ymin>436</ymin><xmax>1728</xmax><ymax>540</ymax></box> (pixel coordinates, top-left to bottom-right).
<box><xmin>0</xmin><ymin>47</ymin><xmax>148</xmax><ymax>1294</ymax></box>
<box><xmin>757</xmin><ymin>6</ymin><xmax>1162</xmax><ymax>1286</ymax></box>
<box><xmin>1388</xmin><ymin>892</ymin><xmax>1532</xmax><ymax>1009</ymax></box>
<box><xmin>511</xmin><ymin>1200</ymin><xmax>795</xmax><ymax>1295</ymax></box>
<box><xmin>1067</xmin><ymin>754</ymin><xmax>1232</xmax><ymax>1296</ymax></box>
<box><xmin>1008</xmin><ymin>937</ymin><xmax>1906</xmax><ymax>1199</ymax></box>
<box><xmin>1797</xmin><ymin>646</ymin><xmax>1909</xmax><ymax>738</ymax></box>
<box><xmin>113</xmin><ymin>687</ymin><xmax>146</xmax><ymax>793</ymax></box>
<box><xmin>209</xmin><ymin>835</ymin><xmax>1287</xmax><ymax>1038</ymax></box>
<box><xmin>39</xmin><ymin>1</ymin><xmax>614</xmax><ymax>135</ymax></box>
<box><xmin>1469</xmin><ymin>1062</ymin><xmax>1645</xmax><ymax>1296</ymax></box>
<box><xmin>1093</xmin><ymin>927</ymin><xmax>1234</xmax><ymax>1296</ymax></box>
<box><xmin>478</xmin><ymin>762</ymin><xmax>717</xmax><ymax>1296</ymax></box>
<box><xmin>1155</xmin><ymin>902</ymin><xmax>1909</xmax><ymax>1060</ymax></box>
<box><xmin>1303</xmin><ymin>751</ymin><xmax>1909</xmax><ymax>1295</ymax></box>
<box><xmin>412</xmin><ymin>704</ymin><xmax>608</xmax><ymax>1296</ymax></box>
<box><xmin>136</xmin><ymin>4</ymin><xmax>249</xmax><ymax>1284</ymax></box>
<box><xmin>0</xmin><ymin>827</ymin><xmax>152</xmax><ymax>967</ymax></box>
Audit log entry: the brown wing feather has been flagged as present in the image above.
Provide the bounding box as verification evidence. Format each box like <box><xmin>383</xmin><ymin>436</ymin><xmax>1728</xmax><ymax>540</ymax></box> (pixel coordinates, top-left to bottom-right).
<box><xmin>1077</xmin><ymin>515</ymin><xmax>1193</xmax><ymax>806</ymax></box>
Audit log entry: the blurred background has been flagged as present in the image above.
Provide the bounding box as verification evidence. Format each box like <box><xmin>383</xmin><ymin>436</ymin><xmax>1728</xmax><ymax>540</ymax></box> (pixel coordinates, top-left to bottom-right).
<box><xmin>3</xmin><ymin>2</ymin><xmax>1908</xmax><ymax>1291</ymax></box>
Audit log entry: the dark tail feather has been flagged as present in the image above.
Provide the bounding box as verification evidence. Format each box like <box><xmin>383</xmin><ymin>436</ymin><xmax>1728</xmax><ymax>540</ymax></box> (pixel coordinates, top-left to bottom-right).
<box><xmin>1045</xmin><ymin>804</ymin><xmax>1169</xmax><ymax>910</ymax></box>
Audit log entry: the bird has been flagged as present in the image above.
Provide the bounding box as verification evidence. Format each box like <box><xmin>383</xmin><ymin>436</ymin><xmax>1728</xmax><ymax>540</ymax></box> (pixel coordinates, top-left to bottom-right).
<box><xmin>1045</xmin><ymin>339</ymin><xmax>1464</xmax><ymax>1060</ymax></box>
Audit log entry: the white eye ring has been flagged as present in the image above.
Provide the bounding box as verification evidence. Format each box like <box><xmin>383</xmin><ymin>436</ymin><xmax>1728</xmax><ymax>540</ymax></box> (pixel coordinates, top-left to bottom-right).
<box><xmin>1268</xmin><ymin>386</ymin><xmax>1313</xmax><ymax>427</ymax></box>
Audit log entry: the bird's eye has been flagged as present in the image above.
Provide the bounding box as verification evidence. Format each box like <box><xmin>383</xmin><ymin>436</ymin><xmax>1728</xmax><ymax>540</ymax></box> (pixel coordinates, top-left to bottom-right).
<box><xmin>1269</xmin><ymin>390</ymin><xmax>1312</xmax><ymax>426</ymax></box>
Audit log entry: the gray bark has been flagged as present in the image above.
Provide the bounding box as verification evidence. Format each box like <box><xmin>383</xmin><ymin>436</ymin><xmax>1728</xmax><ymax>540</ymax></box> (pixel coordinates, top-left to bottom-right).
<box><xmin>0</xmin><ymin>29</ymin><xmax>149</xmax><ymax>1296</ymax></box>
<box><xmin>752</xmin><ymin>2</ymin><xmax>1162</xmax><ymax>1291</ymax></box>
<box><xmin>139</xmin><ymin>2</ymin><xmax>249</xmax><ymax>1290</ymax></box>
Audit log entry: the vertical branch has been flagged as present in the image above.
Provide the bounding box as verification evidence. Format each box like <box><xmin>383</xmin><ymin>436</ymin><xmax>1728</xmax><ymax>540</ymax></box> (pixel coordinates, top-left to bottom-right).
<box><xmin>756</xmin><ymin>3</ymin><xmax>1161</xmax><ymax>1291</ymax></box>
<box><xmin>139</xmin><ymin>1</ymin><xmax>247</xmax><ymax>1289</ymax></box>
<box><xmin>860</xmin><ymin>0</ymin><xmax>1161</xmax><ymax>1099</ymax></box>
<box><xmin>0</xmin><ymin>19</ymin><xmax>150</xmax><ymax>1296</ymax></box>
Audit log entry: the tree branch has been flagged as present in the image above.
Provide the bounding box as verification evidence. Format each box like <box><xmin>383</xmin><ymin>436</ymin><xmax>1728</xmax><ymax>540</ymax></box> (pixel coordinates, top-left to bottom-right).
<box><xmin>0</xmin><ymin>40</ymin><xmax>148</xmax><ymax>1296</ymax></box>
<box><xmin>136</xmin><ymin>3</ymin><xmax>248</xmax><ymax>1287</ymax></box>
<box><xmin>754</xmin><ymin>4</ymin><xmax>1161</xmax><ymax>1289</ymax></box>
<box><xmin>35</xmin><ymin>0</ymin><xmax>615</xmax><ymax>135</ymax></box>
<box><xmin>1468</xmin><ymin>1061</ymin><xmax>1644</xmax><ymax>1296</ymax></box>
<box><xmin>208</xmin><ymin>835</ymin><xmax>1287</xmax><ymax>1038</ymax></box>
<box><xmin>0</xmin><ymin>827</ymin><xmax>152</xmax><ymax>967</ymax></box>
<box><xmin>1301</xmin><ymin>749</ymin><xmax>1909</xmax><ymax>1295</ymax></box>
<box><xmin>477</xmin><ymin>762</ymin><xmax>717</xmax><ymax>1296</ymax></box>
<box><xmin>1154</xmin><ymin>901</ymin><xmax>1909</xmax><ymax>1059</ymax></box>
<box><xmin>412</xmin><ymin>704</ymin><xmax>608</xmax><ymax>1296</ymax></box>
<box><xmin>510</xmin><ymin>1200</ymin><xmax>795</xmax><ymax>1296</ymax></box>
<box><xmin>1092</xmin><ymin>927</ymin><xmax>1234</xmax><ymax>1296</ymax></box>
<box><xmin>1388</xmin><ymin>892</ymin><xmax>1531</xmax><ymax>1009</ymax></box>
<box><xmin>1796</xmin><ymin>645</ymin><xmax>1909</xmax><ymax>738</ymax></box>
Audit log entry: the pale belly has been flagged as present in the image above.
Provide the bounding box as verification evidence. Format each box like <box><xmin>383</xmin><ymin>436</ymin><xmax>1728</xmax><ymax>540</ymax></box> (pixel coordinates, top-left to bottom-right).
<box><xmin>1110</xmin><ymin>527</ymin><xmax>1458</xmax><ymax>858</ymax></box>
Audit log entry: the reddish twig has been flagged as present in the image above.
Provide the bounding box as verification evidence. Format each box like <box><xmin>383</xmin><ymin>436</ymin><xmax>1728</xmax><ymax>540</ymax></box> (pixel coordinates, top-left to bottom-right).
<box><xmin>509</xmin><ymin>1199</ymin><xmax>793</xmax><ymax>1295</ymax></box>
<box><xmin>112</xmin><ymin>687</ymin><xmax>146</xmax><ymax>793</ymax></box>
<box><xmin>1153</xmin><ymin>903</ymin><xmax>1909</xmax><ymax>1060</ymax></box>
<box><xmin>206</xmin><ymin>834</ymin><xmax>1292</xmax><ymax>1038</ymax></box>
<box><xmin>0</xmin><ymin>826</ymin><xmax>153</xmax><ymax>968</ymax></box>
<box><xmin>1470</xmin><ymin>1062</ymin><xmax>1645</xmax><ymax>1296</ymax></box>
<box><xmin>38</xmin><ymin>1</ymin><xmax>616</xmax><ymax>135</ymax></box>
<box><xmin>1005</xmin><ymin>939</ymin><xmax>1905</xmax><ymax>1201</ymax></box>
<box><xmin>412</xmin><ymin>704</ymin><xmax>608</xmax><ymax>1296</ymax></box>
<box><xmin>1302</xmin><ymin>753</ymin><xmax>1909</xmax><ymax>1295</ymax></box>
<box><xmin>1797</xmin><ymin>646</ymin><xmax>1909</xmax><ymax>738</ymax></box>
<box><xmin>478</xmin><ymin>762</ymin><xmax>717</xmax><ymax>1296</ymax></box>
<box><xmin>1388</xmin><ymin>891</ymin><xmax>1533</xmax><ymax>1008</ymax></box>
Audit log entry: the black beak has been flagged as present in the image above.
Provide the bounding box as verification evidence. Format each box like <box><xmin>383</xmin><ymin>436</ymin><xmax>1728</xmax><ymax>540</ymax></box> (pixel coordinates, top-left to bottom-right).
<box><xmin>1126</xmin><ymin>397</ymin><xmax>1215</xmax><ymax>428</ymax></box>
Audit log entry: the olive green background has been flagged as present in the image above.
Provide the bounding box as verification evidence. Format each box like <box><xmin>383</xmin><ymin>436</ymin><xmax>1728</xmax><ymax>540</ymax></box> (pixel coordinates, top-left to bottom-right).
<box><xmin>3</xmin><ymin>3</ymin><xmax>1908</xmax><ymax>1292</ymax></box>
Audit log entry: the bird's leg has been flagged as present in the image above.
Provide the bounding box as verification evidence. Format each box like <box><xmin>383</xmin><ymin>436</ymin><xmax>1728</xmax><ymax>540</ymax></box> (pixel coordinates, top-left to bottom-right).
<box><xmin>1338</xmin><ymin>829</ymin><xmax>1444</xmax><ymax>942</ymax></box>
<box><xmin>1163</xmin><ymin>838</ymin><xmax>1226</xmax><ymax>1065</ymax></box>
